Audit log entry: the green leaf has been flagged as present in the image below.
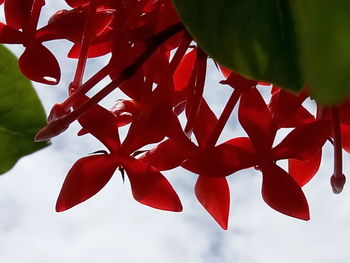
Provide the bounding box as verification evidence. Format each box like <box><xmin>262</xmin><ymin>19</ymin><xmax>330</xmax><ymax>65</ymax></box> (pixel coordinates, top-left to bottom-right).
<box><xmin>172</xmin><ymin>0</ymin><xmax>303</xmax><ymax>92</ymax></box>
<box><xmin>291</xmin><ymin>1</ymin><xmax>350</xmax><ymax>104</ymax></box>
<box><xmin>0</xmin><ymin>45</ymin><xmax>49</xmax><ymax>174</ymax></box>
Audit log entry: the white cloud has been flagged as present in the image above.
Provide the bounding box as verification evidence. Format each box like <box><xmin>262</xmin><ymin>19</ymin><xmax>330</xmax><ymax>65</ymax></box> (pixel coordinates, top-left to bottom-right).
<box><xmin>1</xmin><ymin>2</ymin><xmax>350</xmax><ymax>263</ymax></box>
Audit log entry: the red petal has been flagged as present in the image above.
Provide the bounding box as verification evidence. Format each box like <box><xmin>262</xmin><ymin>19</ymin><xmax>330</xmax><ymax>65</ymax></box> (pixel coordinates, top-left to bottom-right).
<box><xmin>269</xmin><ymin>89</ymin><xmax>313</xmax><ymax>128</ymax></box>
<box><xmin>68</xmin><ymin>41</ymin><xmax>111</xmax><ymax>58</ymax></box>
<box><xmin>143</xmin><ymin>48</ymin><xmax>170</xmax><ymax>85</ymax></box>
<box><xmin>272</xmin><ymin>121</ymin><xmax>330</xmax><ymax>161</ymax></box>
<box><xmin>271</xmin><ymin>85</ymin><xmax>281</xmax><ymax>94</ymax></box>
<box><xmin>258</xmin><ymin>81</ymin><xmax>271</xmax><ymax>86</ymax></box>
<box><xmin>121</xmin><ymin>89</ymin><xmax>173</xmax><ymax>154</ymax></box>
<box><xmin>139</xmin><ymin>138</ymin><xmax>196</xmax><ymax>171</ymax></box>
<box><xmin>192</xmin><ymin>99</ymin><xmax>218</xmax><ymax>148</ymax></box>
<box><xmin>119</xmin><ymin>70</ymin><xmax>147</xmax><ymax>102</ymax></box>
<box><xmin>238</xmin><ymin>87</ymin><xmax>274</xmax><ymax>152</ymax></box>
<box><xmin>195</xmin><ymin>176</ymin><xmax>230</xmax><ymax>230</ymax></box>
<box><xmin>288</xmin><ymin>151</ymin><xmax>322</xmax><ymax>187</ymax></box>
<box><xmin>4</xmin><ymin>0</ymin><xmax>39</xmax><ymax>30</ymax></box>
<box><xmin>183</xmin><ymin>137</ymin><xmax>257</xmax><ymax>177</ymax></box>
<box><xmin>218</xmin><ymin>64</ymin><xmax>231</xmax><ymax>78</ymax></box>
<box><xmin>221</xmin><ymin>71</ymin><xmax>257</xmax><ymax>91</ymax></box>
<box><xmin>56</xmin><ymin>154</ymin><xmax>118</xmax><ymax>212</ymax></box>
<box><xmin>143</xmin><ymin>0</ymin><xmax>160</xmax><ymax>13</ymax></box>
<box><xmin>173</xmin><ymin>49</ymin><xmax>197</xmax><ymax>91</ymax></box>
<box><xmin>122</xmin><ymin>158</ymin><xmax>182</xmax><ymax>212</ymax></box>
<box><xmin>19</xmin><ymin>42</ymin><xmax>60</xmax><ymax>84</ymax></box>
<box><xmin>139</xmin><ymin>139</ymin><xmax>196</xmax><ymax>171</ymax></box>
<box><xmin>74</xmin><ymin>95</ymin><xmax>120</xmax><ymax>152</ymax></box>
<box><xmin>0</xmin><ymin>22</ymin><xmax>24</xmax><ymax>43</ymax></box>
<box><xmin>341</xmin><ymin>124</ymin><xmax>350</xmax><ymax>154</ymax></box>
<box><xmin>36</xmin><ymin>8</ymin><xmax>114</xmax><ymax>43</ymax></box>
<box><xmin>339</xmin><ymin>100</ymin><xmax>350</xmax><ymax>125</ymax></box>
<box><xmin>261</xmin><ymin>163</ymin><xmax>310</xmax><ymax>220</ymax></box>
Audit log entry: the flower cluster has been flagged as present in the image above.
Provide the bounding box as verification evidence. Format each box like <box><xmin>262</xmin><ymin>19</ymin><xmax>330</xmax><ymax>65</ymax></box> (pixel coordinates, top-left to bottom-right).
<box><xmin>1</xmin><ymin>0</ymin><xmax>349</xmax><ymax>229</ymax></box>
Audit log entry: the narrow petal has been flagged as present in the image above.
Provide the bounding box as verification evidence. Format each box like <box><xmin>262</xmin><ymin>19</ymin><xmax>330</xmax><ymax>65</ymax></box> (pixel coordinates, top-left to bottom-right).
<box><xmin>192</xmin><ymin>99</ymin><xmax>217</xmax><ymax>148</ymax></box>
<box><xmin>122</xmin><ymin>158</ymin><xmax>182</xmax><ymax>212</ymax></box>
<box><xmin>221</xmin><ymin>71</ymin><xmax>257</xmax><ymax>91</ymax></box>
<box><xmin>121</xmin><ymin>89</ymin><xmax>173</xmax><ymax>154</ymax></box>
<box><xmin>173</xmin><ymin>49</ymin><xmax>197</xmax><ymax>91</ymax></box>
<box><xmin>143</xmin><ymin>49</ymin><xmax>170</xmax><ymax>85</ymax></box>
<box><xmin>341</xmin><ymin>124</ymin><xmax>350</xmax><ymax>154</ymax></box>
<box><xmin>261</xmin><ymin>163</ymin><xmax>310</xmax><ymax>220</ymax></box>
<box><xmin>272</xmin><ymin>121</ymin><xmax>330</xmax><ymax>161</ymax></box>
<box><xmin>218</xmin><ymin>64</ymin><xmax>231</xmax><ymax>78</ymax></box>
<box><xmin>56</xmin><ymin>154</ymin><xmax>118</xmax><ymax>212</ymax></box>
<box><xmin>36</xmin><ymin>8</ymin><xmax>114</xmax><ymax>43</ymax></box>
<box><xmin>19</xmin><ymin>42</ymin><xmax>60</xmax><ymax>84</ymax></box>
<box><xmin>4</xmin><ymin>0</ymin><xmax>37</xmax><ymax>30</ymax></box>
<box><xmin>238</xmin><ymin>87</ymin><xmax>274</xmax><ymax>152</ymax></box>
<box><xmin>119</xmin><ymin>70</ymin><xmax>146</xmax><ymax>102</ymax></box>
<box><xmin>0</xmin><ymin>22</ymin><xmax>24</xmax><ymax>43</ymax></box>
<box><xmin>184</xmin><ymin>50</ymin><xmax>207</xmax><ymax>137</ymax></box>
<box><xmin>74</xmin><ymin>95</ymin><xmax>120</xmax><ymax>152</ymax></box>
<box><xmin>269</xmin><ymin>89</ymin><xmax>313</xmax><ymax>128</ymax></box>
<box><xmin>288</xmin><ymin>151</ymin><xmax>322</xmax><ymax>187</ymax></box>
<box><xmin>138</xmin><ymin>138</ymin><xmax>196</xmax><ymax>171</ymax></box>
<box><xmin>67</xmin><ymin>41</ymin><xmax>111</xmax><ymax>58</ymax></box>
<box><xmin>339</xmin><ymin>100</ymin><xmax>350</xmax><ymax>125</ymax></box>
<box><xmin>195</xmin><ymin>176</ymin><xmax>230</xmax><ymax>230</ymax></box>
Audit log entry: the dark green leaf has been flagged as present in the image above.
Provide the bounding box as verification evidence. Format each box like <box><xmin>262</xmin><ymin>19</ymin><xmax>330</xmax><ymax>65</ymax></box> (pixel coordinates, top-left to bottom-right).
<box><xmin>172</xmin><ymin>0</ymin><xmax>303</xmax><ymax>92</ymax></box>
<box><xmin>0</xmin><ymin>45</ymin><xmax>49</xmax><ymax>174</ymax></box>
<box><xmin>291</xmin><ymin>1</ymin><xmax>350</xmax><ymax>104</ymax></box>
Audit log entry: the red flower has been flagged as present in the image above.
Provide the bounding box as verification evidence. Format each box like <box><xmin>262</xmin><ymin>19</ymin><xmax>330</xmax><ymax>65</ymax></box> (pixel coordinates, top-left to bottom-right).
<box><xmin>0</xmin><ymin>0</ymin><xmax>114</xmax><ymax>84</ymax></box>
<box><xmin>56</xmin><ymin>92</ymin><xmax>183</xmax><ymax>212</ymax></box>
<box><xmin>237</xmin><ymin>87</ymin><xmax>330</xmax><ymax>219</ymax></box>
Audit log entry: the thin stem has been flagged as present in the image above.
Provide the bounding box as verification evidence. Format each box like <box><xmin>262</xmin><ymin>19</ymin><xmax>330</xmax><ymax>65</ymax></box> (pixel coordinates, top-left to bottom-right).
<box><xmin>63</xmin><ymin>29</ymin><xmax>190</xmax><ymax>109</ymax></box>
<box><xmin>66</xmin><ymin>63</ymin><xmax>113</xmax><ymax>107</ymax></box>
<box><xmin>331</xmin><ymin>107</ymin><xmax>343</xmax><ymax>175</ymax></box>
<box><xmin>330</xmin><ymin>107</ymin><xmax>346</xmax><ymax>194</ymax></box>
<box><xmin>184</xmin><ymin>48</ymin><xmax>207</xmax><ymax>136</ymax></box>
<box><xmin>71</xmin><ymin>0</ymin><xmax>97</xmax><ymax>88</ymax></box>
<box><xmin>168</xmin><ymin>33</ymin><xmax>192</xmax><ymax>76</ymax></box>
<box><xmin>35</xmin><ymin>23</ymin><xmax>185</xmax><ymax>141</ymax></box>
<box><xmin>25</xmin><ymin>0</ymin><xmax>44</xmax><ymax>40</ymax></box>
<box><xmin>205</xmin><ymin>88</ymin><xmax>242</xmax><ymax>148</ymax></box>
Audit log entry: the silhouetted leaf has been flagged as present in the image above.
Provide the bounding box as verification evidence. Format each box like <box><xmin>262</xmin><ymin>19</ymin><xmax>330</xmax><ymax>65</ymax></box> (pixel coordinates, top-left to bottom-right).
<box><xmin>172</xmin><ymin>0</ymin><xmax>303</xmax><ymax>92</ymax></box>
<box><xmin>0</xmin><ymin>45</ymin><xmax>49</xmax><ymax>174</ymax></box>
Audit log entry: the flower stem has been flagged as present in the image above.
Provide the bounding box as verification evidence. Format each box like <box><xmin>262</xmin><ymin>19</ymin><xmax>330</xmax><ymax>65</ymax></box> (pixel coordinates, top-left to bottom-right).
<box><xmin>184</xmin><ymin>48</ymin><xmax>207</xmax><ymax>136</ymax></box>
<box><xmin>205</xmin><ymin>88</ymin><xmax>242</xmax><ymax>148</ymax></box>
<box><xmin>330</xmin><ymin>107</ymin><xmax>346</xmax><ymax>194</ymax></box>
<box><xmin>35</xmin><ymin>23</ymin><xmax>185</xmax><ymax>142</ymax></box>
<box><xmin>25</xmin><ymin>0</ymin><xmax>44</xmax><ymax>40</ymax></box>
<box><xmin>71</xmin><ymin>0</ymin><xmax>97</xmax><ymax>88</ymax></box>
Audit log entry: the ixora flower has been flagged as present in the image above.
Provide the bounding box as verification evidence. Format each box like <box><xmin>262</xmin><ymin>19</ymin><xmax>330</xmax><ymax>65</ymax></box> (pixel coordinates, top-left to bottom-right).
<box><xmin>0</xmin><ymin>0</ymin><xmax>114</xmax><ymax>84</ymax></box>
<box><xmin>2</xmin><ymin>0</ymin><xmax>350</xmax><ymax>231</ymax></box>
<box><xmin>181</xmin><ymin>87</ymin><xmax>329</xmax><ymax>224</ymax></box>
<box><xmin>55</xmin><ymin>92</ymin><xmax>183</xmax><ymax>212</ymax></box>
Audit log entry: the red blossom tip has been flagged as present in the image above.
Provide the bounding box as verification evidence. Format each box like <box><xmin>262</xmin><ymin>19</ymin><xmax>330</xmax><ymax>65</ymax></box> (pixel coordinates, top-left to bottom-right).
<box><xmin>331</xmin><ymin>173</ymin><xmax>346</xmax><ymax>194</ymax></box>
<box><xmin>34</xmin><ymin>118</ymin><xmax>69</xmax><ymax>142</ymax></box>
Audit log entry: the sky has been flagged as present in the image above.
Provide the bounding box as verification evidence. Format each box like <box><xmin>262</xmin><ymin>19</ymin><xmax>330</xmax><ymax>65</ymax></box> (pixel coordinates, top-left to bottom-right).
<box><xmin>1</xmin><ymin>1</ymin><xmax>350</xmax><ymax>263</ymax></box>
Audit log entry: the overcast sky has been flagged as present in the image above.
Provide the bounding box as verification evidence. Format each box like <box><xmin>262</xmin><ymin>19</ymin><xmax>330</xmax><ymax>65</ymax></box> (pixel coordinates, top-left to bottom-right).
<box><xmin>1</xmin><ymin>2</ymin><xmax>350</xmax><ymax>262</ymax></box>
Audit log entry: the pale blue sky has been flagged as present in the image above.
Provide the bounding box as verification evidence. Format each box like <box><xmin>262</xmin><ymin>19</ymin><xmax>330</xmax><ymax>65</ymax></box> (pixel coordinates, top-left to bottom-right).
<box><xmin>1</xmin><ymin>1</ymin><xmax>350</xmax><ymax>262</ymax></box>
